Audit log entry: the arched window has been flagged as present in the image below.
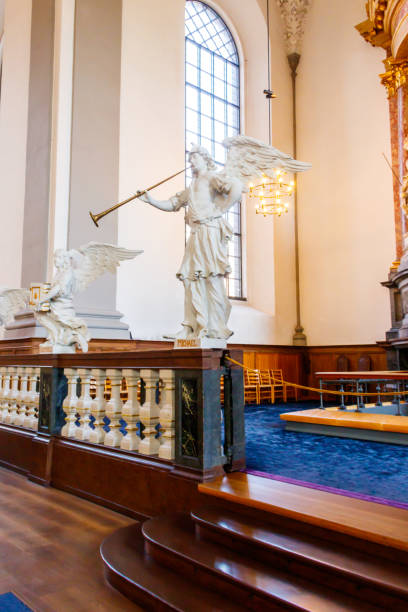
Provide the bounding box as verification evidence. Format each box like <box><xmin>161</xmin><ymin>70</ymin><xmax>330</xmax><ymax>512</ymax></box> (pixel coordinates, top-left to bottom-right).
<box><xmin>185</xmin><ymin>1</ymin><xmax>243</xmax><ymax>299</ymax></box>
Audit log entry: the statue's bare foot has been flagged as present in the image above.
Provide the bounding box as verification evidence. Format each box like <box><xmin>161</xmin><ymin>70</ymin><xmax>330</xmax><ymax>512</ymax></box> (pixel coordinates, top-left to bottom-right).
<box><xmin>164</xmin><ymin>326</ymin><xmax>195</xmax><ymax>340</ymax></box>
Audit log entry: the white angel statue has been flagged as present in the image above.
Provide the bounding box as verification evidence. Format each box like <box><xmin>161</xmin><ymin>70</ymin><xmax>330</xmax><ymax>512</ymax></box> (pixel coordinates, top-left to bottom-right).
<box><xmin>0</xmin><ymin>288</ymin><xmax>30</xmax><ymax>333</ymax></box>
<box><xmin>35</xmin><ymin>242</ymin><xmax>143</xmax><ymax>353</ymax></box>
<box><xmin>138</xmin><ymin>135</ymin><xmax>311</xmax><ymax>342</ymax></box>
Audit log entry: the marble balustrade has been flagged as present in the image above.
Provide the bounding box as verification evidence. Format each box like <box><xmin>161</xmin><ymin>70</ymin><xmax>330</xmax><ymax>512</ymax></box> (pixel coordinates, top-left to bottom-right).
<box><xmin>60</xmin><ymin>367</ymin><xmax>176</xmax><ymax>460</ymax></box>
<box><xmin>0</xmin><ymin>366</ymin><xmax>40</xmax><ymax>430</ymax></box>
<box><xmin>0</xmin><ymin>364</ymin><xmax>176</xmax><ymax>461</ymax></box>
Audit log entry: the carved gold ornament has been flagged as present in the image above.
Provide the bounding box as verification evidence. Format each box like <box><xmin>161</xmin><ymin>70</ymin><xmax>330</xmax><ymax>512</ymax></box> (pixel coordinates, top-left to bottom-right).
<box><xmin>379</xmin><ymin>57</ymin><xmax>408</xmax><ymax>97</ymax></box>
<box><xmin>355</xmin><ymin>1</ymin><xmax>390</xmax><ymax>48</ymax></box>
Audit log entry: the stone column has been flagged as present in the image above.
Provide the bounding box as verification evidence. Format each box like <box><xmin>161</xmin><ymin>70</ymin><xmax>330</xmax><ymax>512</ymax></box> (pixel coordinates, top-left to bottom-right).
<box><xmin>68</xmin><ymin>0</ymin><xmax>130</xmax><ymax>339</ymax></box>
<box><xmin>4</xmin><ymin>0</ymin><xmax>56</xmax><ymax>340</ymax></box>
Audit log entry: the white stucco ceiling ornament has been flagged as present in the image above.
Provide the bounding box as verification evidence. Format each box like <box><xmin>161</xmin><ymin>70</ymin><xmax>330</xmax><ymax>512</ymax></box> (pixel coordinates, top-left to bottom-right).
<box><xmin>276</xmin><ymin>0</ymin><xmax>312</xmax><ymax>56</ymax></box>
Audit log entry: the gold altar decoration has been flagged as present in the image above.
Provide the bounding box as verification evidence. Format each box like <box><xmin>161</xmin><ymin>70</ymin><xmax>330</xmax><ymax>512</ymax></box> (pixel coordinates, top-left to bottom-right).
<box><xmin>380</xmin><ymin>57</ymin><xmax>408</xmax><ymax>97</ymax></box>
<box><xmin>249</xmin><ymin>170</ymin><xmax>294</xmax><ymax>217</ymax></box>
<box><xmin>355</xmin><ymin>1</ymin><xmax>390</xmax><ymax>48</ymax></box>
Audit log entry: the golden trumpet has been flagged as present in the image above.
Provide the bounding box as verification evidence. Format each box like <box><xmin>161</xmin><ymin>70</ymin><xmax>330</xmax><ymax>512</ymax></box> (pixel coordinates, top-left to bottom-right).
<box><xmin>89</xmin><ymin>166</ymin><xmax>188</xmax><ymax>227</ymax></box>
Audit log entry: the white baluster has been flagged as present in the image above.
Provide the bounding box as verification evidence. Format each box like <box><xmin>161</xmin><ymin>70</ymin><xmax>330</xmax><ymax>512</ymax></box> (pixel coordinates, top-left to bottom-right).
<box><xmin>30</xmin><ymin>368</ymin><xmax>40</xmax><ymax>431</ymax></box>
<box><xmin>75</xmin><ymin>368</ymin><xmax>93</xmax><ymax>441</ymax></box>
<box><xmin>89</xmin><ymin>369</ymin><xmax>107</xmax><ymax>444</ymax></box>
<box><xmin>0</xmin><ymin>367</ymin><xmax>8</xmax><ymax>422</ymax></box>
<box><xmin>120</xmin><ymin>369</ymin><xmax>140</xmax><ymax>451</ymax></box>
<box><xmin>6</xmin><ymin>367</ymin><xmax>19</xmax><ymax>424</ymax></box>
<box><xmin>23</xmin><ymin>368</ymin><xmax>35</xmax><ymax>429</ymax></box>
<box><xmin>14</xmin><ymin>367</ymin><xmax>29</xmax><ymax>427</ymax></box>
<box><xmin>0</xmin><ymin>369</ymin><xmax>4</xmax><ymax>414</ymax></box>
<box><xmin>158</xmin><ymin>369</ymin><xmax>176</xmax><ymax>460</ymax></box>
<box><xmin>104</xmin><ymin>369</ymin><xmax>123</xmax><ymax>447</ymax></box>
<box><xmin>138</xmin><ymin>369</ymin><xmax>160</xmax><ymax>456</ymax></box>
<box><xmin>61</xmin><ymin>368</ymin><xmax>79</xmax><ymax>438</ymax></box>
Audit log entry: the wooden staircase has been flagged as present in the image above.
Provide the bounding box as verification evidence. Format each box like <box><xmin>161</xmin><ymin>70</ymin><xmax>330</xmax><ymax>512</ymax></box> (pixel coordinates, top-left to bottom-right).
<box><xmin>101</xmin><ymin>474</ymin><xmax>408</xmax><ymax>611</ymax></box>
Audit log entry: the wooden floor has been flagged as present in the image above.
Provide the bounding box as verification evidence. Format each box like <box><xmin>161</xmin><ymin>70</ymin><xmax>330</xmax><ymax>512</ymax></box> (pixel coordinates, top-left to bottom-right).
<box><xmin>0</xmin><ymin>467</ymin><xmax>142</xmax><ymax>612</ymax></box>
<box><xmin>280</xmin><ymin>407</ymin><xmax>408</xmax><ymax>433</ymax></box>
<box><xmin>199</xmin><ymin>472</ymin><xmax>408</xmax><ymax>553</ymax></box>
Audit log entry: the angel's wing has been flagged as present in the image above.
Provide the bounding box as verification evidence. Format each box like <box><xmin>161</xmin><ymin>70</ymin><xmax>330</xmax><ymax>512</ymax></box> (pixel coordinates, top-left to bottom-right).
<box><xmin>222</xmin><ymin>135</ymin><xmax>311</xmax><ymax>183</ymax></box>
<box><xmin>0</xmin><ymin>288</ymin><xmax>30</xmax><ymax>327</ymax></box>
<box><xmin>71</xmin><ymin>242</ymin><xmax>143</xmax><ymax>293</ymax></box>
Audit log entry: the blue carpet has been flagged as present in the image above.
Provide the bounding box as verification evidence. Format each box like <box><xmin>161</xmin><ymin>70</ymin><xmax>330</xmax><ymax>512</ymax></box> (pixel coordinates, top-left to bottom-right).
<box><xmin>0</xmin><ymin>593</ymin><xmax>33</xmax><ymax>611</ymax></box>
<box><xmin>245</xmin><ymin>402</ymin><xmax>408</xmax><ymax>507</ymax></box>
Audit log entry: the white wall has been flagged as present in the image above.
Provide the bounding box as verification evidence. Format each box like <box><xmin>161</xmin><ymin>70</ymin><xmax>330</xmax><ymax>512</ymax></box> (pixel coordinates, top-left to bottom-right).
<box><xmin>0</xmin><ymin>0</ymin><xmax>32</xmax><ymax>288</ymax></box>
<box><xmin>296</xmin><ymin>0</ymin><xmax>394</xmax><ymax>345</ymax></box>
<box><xmin>0</xmin><ymin>0</ymin><xmax>5</xmax><ymax>35</ymax></box>
<box><xmin>117</xmin><ymin>0</ymin><xmax>294</xmax><ymax>344</ymax></box>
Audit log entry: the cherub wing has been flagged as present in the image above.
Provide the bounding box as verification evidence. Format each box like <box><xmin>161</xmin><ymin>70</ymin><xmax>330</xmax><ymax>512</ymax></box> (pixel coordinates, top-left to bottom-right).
<box><xmin>0</xmin><ymin>288</ymin><xmax>30</xmax><ymax>327</ymax></box>
<box><xmin>71</xmin><ymin>242</ymin><xmax>143</xmax><ymax>293</ymax></box>
<box><xmin>222</xmin><ymin>135</ymin><xmax>311</xmax><ymax>183</ymax></box>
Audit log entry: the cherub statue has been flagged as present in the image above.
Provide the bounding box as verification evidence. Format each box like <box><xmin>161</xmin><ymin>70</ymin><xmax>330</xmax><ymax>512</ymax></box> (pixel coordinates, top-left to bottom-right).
<box><xmin>35</xmin><ymin>242</ymin><xmax>143</xmax><ymax>353</ymax></box>
<box><xmin>138</xmin><ymin>135</ymin><xmax>311</xmax><ymax>342</ymax></box>
<box><xmin>0</xmin><ymin>288</ymin><xmax>30</xmax><ymax>333</ymax></box>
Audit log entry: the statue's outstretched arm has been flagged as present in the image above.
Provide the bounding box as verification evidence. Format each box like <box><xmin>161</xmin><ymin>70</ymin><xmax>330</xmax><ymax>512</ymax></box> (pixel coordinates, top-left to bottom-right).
<box><xmin>137</xmin><ymin>191</ymin><xmax>175</xmax><ymax>212</ymax></box>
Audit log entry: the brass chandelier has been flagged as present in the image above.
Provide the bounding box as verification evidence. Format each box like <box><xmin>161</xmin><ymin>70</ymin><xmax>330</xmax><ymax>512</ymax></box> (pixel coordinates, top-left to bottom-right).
<box><xmin>251</xmin><ymin>0</ymin><xmax>295</xmax><ymax>217</ymax></box>
<box><xmin>250</xmin><ymin>170</ymin><xmax>295</xmax><ymax>217</ymax></box>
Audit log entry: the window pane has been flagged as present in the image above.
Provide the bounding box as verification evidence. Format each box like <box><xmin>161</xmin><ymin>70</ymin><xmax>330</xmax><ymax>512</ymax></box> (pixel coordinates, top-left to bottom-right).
<box><xmin>201</xmin><ymin>115</ymin><xmax>212</xmax><ymax>140</ymax></box>
<box><xmin>200</xmin><ymin>91</ymin><xmax>212</xmax><ymax>116</ymax></box>
<box><xmin>214</xmin><ymin>120</ymin><xmax>226</xmax><ymax>144</ymax></box>
<box><xmin>227</xmin><ymin>63</ymin><xmax>239</xmax><ymax>86</ymax></box>
<box><xmin>186</xmin><ymin>40</ymin><xmax>198</xmax><ymax>65</ymax></box>
<box><xmin>227</xmin><ymin>123</ymin><xmax>238</xmax><ymax>137</ymax></box>
<box><xmin>214</xmin><ymin>143</ymin><xmax>225</xmax><ymax>163</ymax></box>
<box><xmin>227</xmin><ymin>104</ymin><xmax>239</xmax><ymax>127</ymax></box>
<box><xmin>201</xmin><ymin>137</ymin><xmax>213</xmax><ymax>154</ymax></box>
<box><xmin>214</xmin><ymin>56</ymin><xmax>225</xmax><ymax>80</ymax></box>
<box><xmin>214</xmin><ymin>99</ymin><xmax>226</xmax><ymax>122</ymax></box>
<box><xmin>201</xmin><ymin>47</ymin><xmax>212</xmax><ymax>72</ymax></box>
<box><xmin>200</xmin><ymin>70</ymin><xmax>212</xmax><ymax>92</ymax></box>
<box><xmin>186</xmin><ymin>63</ymin><xmax>198</xmax><ymax>86</ymax></box>
<box><xmin>214</xmin><ymin>77</ymin><xmax>225</xmax><ymax>99</ymax></box>
<box><xmin>186</xmin><ymin>109</ymin><xmax>199</xmax><ymax>134</ymax></box>
<box><xmin>227</xmin><ymin>84</ymin><xmax>239</xmax><ymax>105</ymax></box>
<box><xmin>186</xmin><ymin>85</ymin><xmax>198</xmax><ymax>111</ymax></box>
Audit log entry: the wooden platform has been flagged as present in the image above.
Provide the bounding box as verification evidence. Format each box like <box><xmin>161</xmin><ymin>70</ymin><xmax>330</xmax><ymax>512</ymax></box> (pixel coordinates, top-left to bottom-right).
<box><xmin>281</xmin><ymin>408</ymin><xmax>408</xmax><ymax>444</ymax></box>
<box><xmin>198</xmin><ymin>473</ymin><xmax>408</xmax><ymax>553</ymax></box>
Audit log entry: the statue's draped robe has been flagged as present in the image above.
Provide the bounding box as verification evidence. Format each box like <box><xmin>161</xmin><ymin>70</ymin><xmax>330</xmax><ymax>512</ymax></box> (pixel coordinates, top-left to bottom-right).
<box><xmin>170</xmin><ymin>172</ymin><xmax>239</xmax><ymax>339</ymax></box>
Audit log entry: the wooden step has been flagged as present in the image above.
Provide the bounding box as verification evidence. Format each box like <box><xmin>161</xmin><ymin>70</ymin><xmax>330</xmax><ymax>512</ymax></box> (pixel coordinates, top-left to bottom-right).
<box><xmin>142</xmin><ymin>513</ymin><xmax>382</xmax><ymax>611</ymax></box>
<box><xmin>100</xmin><ymin>522</ymin><xmax>242</xmax><ymax>612</ymax></box>
<box><xmin>192</xmin><ymin>506</ymin><xmax>408</xmax><ymax>609</ymax></box>
<box><xmin>198</xmin><ymin>473</ymin><xmax>408</xmax><ymax>553</ymax></box>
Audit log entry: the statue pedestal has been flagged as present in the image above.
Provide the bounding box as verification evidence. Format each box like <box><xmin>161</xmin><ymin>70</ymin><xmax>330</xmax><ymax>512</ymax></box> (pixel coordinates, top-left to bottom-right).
<box><xmin>174</xmin><ymin>338</ymin><xmax>227</xmax><ymax>350</ymax></box>
<box><xmin>4</xmin><ymin>308</ymin><xmax>132</xmax><ymax>342</ymax></box>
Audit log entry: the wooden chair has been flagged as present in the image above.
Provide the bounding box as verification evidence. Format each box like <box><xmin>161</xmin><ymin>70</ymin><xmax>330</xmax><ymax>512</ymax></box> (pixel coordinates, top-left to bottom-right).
<box><xmin>244</xmin><ymin>370</ymin><xmax>260</xmax><ymax>404</ymax></box>
<box><xmin>259</xmin><ymin>370</ymin><xmax>273</xmax><ymax>404</ymax></box>
<box><xmin>270</xmin><ymin>369</ymin><xmax>287</xmax><ymax>403</ymax></box>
